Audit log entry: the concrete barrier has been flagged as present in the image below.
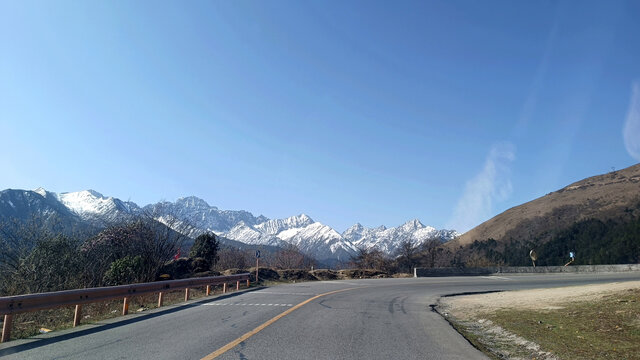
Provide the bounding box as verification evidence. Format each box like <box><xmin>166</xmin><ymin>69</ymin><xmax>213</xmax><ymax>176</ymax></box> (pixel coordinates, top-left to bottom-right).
<box><xmin>414</xmin><ymin>264</ymin><xmax>640</xmax><ymax>277</ymax></box>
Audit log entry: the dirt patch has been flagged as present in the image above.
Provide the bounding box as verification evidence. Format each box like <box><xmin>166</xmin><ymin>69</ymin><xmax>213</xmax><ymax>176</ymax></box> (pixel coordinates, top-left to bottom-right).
<box><xmin>443</xmin><ymin>281</ymin><xmax>640</xmax><ymax>318</ymax></box>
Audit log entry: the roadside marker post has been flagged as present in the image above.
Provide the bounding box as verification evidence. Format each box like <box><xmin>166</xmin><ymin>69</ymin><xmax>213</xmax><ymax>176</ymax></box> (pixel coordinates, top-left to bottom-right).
<box><xmin>565</xmin><ymin>251</ymin><xmax>576</xmax><ymax>266</ymax></box>
<box><xmin>2</xmin><ymin>315</ymin><xmax>13</xmax><ymax>342</ymax></box>
<box><xmin>529</xmin><ymin>250</ymin><xmax>538</xmax><ymax>267</ymax></box>
<box><xmin>73</xmin><ymin>305</ymin><xmax>82</xmax><ymax>327</ymax></box>
<box><xmin>122</xmin><ymin>297</ymin><xmax>129</xmax><ymax>315</ymax></box>
<box><xmin>255</xmin><ymin>250</ymin><xmax>261</xmax><ymax>284</ymax></box>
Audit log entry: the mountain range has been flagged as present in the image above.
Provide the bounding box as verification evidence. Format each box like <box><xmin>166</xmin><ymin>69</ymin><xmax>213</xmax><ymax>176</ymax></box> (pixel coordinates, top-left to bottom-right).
<box><xmin>0</xmin><ymin>188</ymin><xmax>459</xmax><ymax>263</ymax></box>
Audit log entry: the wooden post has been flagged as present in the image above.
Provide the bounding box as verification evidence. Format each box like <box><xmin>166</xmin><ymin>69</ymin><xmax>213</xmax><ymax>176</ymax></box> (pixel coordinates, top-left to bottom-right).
<box><xmin>246</xmin><ymin>279</ymin><xmax>250</xmax><ymax>287</ymax></box>
<box><xmin>122</xmin><ymin>297</ymin><xmax>129</xmax><ymax>315</ymax></box>
<box><xmin>73</xmin><ymin>305</ymin><xmax>82</xmax><ymax>327</ymax></box>
<box><xmin>184</xmin><ymin>288</ymin><xmax>190</xmax><ymax>301</ymax></box>
<box><xmin>223</xmin><ymin>283</ymin><xmax>227</xmax><ymax>294</ymax></box>
<box><xmin>236</xmin><ymin>281</ymin><xmax>240</xmax><ymax>291</ymax></box>
<box><xmin>206</xmin><ymin>285</ymin><xmax>211</xmax><ymax>296</ymax></box>
<box><xmin>158</xmin><ymin>292</ymin><xmax>164</xmax><ymax>307</ymax></box>
<box><xmin>2</xmin><ymin>314</ymin><xmax>13</xmax><ymax>343</ymax></box>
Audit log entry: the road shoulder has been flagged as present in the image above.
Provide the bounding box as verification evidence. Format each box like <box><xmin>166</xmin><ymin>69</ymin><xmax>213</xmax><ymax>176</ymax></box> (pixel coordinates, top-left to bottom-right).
<box><xmin>436</xmin><ymin>281</ymin><xmax>640</xmax><ymax>360</ymax></box>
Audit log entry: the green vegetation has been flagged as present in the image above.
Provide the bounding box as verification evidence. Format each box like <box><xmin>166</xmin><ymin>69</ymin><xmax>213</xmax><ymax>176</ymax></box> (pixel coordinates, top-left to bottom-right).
<box><xmin>102</xmin><ymin>255</ymin><xmax>145</xmax><ymax>286</ymax></box>
<box><xmin>469</xmin><ymin>215</ymin><xmax>640</xmax><ymax>266</ymax></box>
<box><xmin>486</xmin><ymin>289</ymin><xmax>640</xmax><ymax>360</ymax></box>
<box><xmin>189</xmin><ymin>233</ymin><xmax>220</xmax><ymax>269</ymax></box>
<box><xmin>536</xmin><ymin>217</ymin><xmax>640</xmax><ymax>266</ymax></box>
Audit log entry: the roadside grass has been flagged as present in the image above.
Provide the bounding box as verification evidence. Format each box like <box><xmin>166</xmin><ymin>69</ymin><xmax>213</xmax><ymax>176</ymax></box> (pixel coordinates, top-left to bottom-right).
<box><xmin>485</xmin><ymin>288</ymin><xmax>640</xmax><ymax>360</ymax></box>
<box><xmin>5</xmin><ymin>285</ymin><xmax>231</xmax><ymax>341</ymax></box>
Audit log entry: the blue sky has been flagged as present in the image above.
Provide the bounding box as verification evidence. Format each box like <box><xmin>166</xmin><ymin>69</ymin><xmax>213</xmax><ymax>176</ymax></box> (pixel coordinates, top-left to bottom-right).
<box><xmin>1</xmin><ymin>0</ymin><xmax>639</xmax><ymax>233</ymax></box>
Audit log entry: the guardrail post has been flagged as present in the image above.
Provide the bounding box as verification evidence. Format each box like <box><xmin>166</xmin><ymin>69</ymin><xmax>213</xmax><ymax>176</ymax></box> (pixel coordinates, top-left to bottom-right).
<box><xmin>122</xmin><ymin>297</ymin><xmax>129</xmax><ymax>315</ymax></box>
<box><xmin>246</xmin><ymin>279</ymin><xmax>250</xmax><ymax>287</ymax></box>
<box><xmin>158</xmin><ymin>292</ymin><xmax>164</xmax><ymax>307</ymax></box>
<box><xmin>2</xmin><ymin>314</ymin><xmax>12</xmax><ymax>343</ymax></box>
<box><xmin>206</xmin><ymin>285</ymin><xmax>211</xmax><ymax>296</ymax></box>
<box><xmin>185</xmin><ymin>288</ymin><xmax>190</xmax><ymax>301</ymax></box>
<box><xmin>223</xmin><ymin>283</ymin><xmax>227</xmax><ymax>294</ymax></box>
<box><xmin>73</xmin><ymin>305</ymin><xmax>82</xmax><ymax>327</ymax></box>
<box><xmin>236</xmin><ymin>280</ymin><xmax>240</xmax><ymax>290</ymax></box>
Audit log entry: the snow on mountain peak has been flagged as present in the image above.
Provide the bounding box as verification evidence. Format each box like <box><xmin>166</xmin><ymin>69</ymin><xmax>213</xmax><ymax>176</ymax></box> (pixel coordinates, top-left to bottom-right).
<box><xmin>59</xmin><ymin>190</ymin><xmax>110</xmax><ymax>214</ymax></box>
<box><xmin>401</xmin><ymin>219</ymin><xmax>425</xmax><ymax>231</ymax></box>
<box><xmin>175</xmin><ymin>196</ymin><xmax>217</xmax><ymax>210</ymax></box>
<box><xmin>56</xmin><ymin>190</ymin><xmax>138</xmax><ymax>221</ymax></box>
<box><xmin>254</xmin><ymin>214</ymin><xmax>315</xmax><ymax>235</ymax></box>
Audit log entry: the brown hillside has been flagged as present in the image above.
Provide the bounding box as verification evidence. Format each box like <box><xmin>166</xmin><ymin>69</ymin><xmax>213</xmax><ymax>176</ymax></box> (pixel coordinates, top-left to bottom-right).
<box><xmin>448</xmin><ymin>163</ymin><xmax>640</xmax><ymax>249</ymax></box>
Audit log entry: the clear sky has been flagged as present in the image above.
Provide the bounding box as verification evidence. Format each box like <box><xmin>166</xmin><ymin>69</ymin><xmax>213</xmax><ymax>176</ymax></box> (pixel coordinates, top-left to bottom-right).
<box><xmin>1</xmin><ymin>0</ymin><xmax>639</xmax><ymax>233</ymax></box>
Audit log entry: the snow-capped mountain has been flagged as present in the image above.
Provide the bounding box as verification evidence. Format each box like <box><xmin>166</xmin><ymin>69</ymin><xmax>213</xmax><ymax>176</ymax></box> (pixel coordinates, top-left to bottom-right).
<box><xmin>222</xmin><ymin>214</ymin><xmax>358</xmax><ymax>262</ymax></box>
<box><xmin>225</xmin><ymin>221</ymin><xmax>283</xmax><ymax>247</ymax></box>
<box><xmin>56</xmin><ymin>189</ymin><xmax>141</xmax><ymax>223</ymax></box>
<box><xmin>254</xmin><ymin>214</ymin><xmax>314</xmax><ymax>235</ymax></box>
<box><xmin>343</xmin><ymin>219</ymin><xmax>459</xmax><ymax>254</ymax></box>
<box><xmin>0</xmin><ymin>188</ymin><xmax>459</xmax><ymax>263</ymax></box>
<box><xmin>275</xmin><ymin>221</ymin><xmax>358</xmax><ymax>261</ymax></box>
<box><xmin>144</xmin><ymin>196</ymin><xmax>268</xmax><ymax>234</ymax></box>
<box><xmin>0</xmin><ymin>188</ymin><xmax>79</xmax><ymax>223</ymax></box>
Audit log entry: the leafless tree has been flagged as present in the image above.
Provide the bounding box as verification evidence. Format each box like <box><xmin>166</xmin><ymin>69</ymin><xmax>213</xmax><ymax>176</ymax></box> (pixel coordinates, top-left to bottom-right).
<box><xmin>215</xmin><ymin>246</ymin><xmax>252</xmax><ymax>270</ymax></box>
<box><xmin>272</xmin><ymin>244</ymin><xmax>316</xmax><ymax>270</ymax></box>
<box><xmin>394</xmin><ymin>239</ymin><xmax>419</xmax><ymax>273</ymax></box>
<box><xmin>350</xmin><ymin>247</ymin><xmax>391</xmax><ymax>271</ymax></box>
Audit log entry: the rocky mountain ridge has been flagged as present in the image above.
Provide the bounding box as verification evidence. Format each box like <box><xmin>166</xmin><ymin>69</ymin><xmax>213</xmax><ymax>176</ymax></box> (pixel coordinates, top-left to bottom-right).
<box><xmin>0</xmin><ymin>188</ymin><xmax>458</xmax><ymax>262</ymax></box>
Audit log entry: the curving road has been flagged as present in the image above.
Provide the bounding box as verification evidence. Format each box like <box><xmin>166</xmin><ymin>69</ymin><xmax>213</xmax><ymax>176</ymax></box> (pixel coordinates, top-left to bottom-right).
<box><xmin>1</xmin><ymin>272</ymin><xmax>640</xmax><ymax>360</ymax></box>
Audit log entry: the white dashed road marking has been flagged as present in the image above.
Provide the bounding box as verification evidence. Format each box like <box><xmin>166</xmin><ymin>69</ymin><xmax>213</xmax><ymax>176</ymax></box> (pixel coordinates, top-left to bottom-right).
<box><xmin>480</xmin><ymin>276</ymin><xmax>512</xmax><ymax>281</ymax></box>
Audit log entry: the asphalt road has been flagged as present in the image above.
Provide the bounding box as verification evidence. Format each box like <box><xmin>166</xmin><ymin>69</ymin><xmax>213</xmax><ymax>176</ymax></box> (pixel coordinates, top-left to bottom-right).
<box><xmin>2</xmin><ymin>272</ymin><xmax>640</xmax><ymax>360</ymax></box>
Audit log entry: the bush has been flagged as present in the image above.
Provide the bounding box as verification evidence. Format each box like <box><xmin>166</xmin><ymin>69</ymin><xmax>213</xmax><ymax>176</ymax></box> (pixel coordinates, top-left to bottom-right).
<box><xmin>14</xmin><ymin>235</ymin><xmax>84</xmax><ymax>294</ymax></box>
<box><xmin>190</xmin><ymin>257</ymin><xmax>209</xmax><ymax>273</ymax></box>
<box><xmin>189</xmin><ymin>233</ymin><xmax>219</xmax><ymax>269</ymax></box>
<box><xmin>103</xmin><ymin>255</ymin><xmax>145</xmax><ymax>285</ymax></box>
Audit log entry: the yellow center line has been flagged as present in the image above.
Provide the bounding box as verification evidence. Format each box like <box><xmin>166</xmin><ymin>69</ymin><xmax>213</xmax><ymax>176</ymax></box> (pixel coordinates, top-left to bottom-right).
<box><xmin>201</xmin><ymin>287</ymin><xmax>356</xmax><ymax>360</ymax></box>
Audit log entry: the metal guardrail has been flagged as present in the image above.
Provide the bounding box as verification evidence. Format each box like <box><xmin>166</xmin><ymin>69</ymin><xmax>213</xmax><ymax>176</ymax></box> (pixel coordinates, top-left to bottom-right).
<box><xmin>0</xmin><ymin>273</ymin><xmax>250</xmax><ymax>342</ymax></box>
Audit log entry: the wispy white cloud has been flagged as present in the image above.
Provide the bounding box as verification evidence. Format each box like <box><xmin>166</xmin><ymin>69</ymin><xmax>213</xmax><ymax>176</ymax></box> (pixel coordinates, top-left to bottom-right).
<box><xmin>624</xmin><ymin>81</ymin><xmax>640</xmax><ymax>161</ymax></box>
<box><xmin>448</xmin><ymin>142</ymin><xmax>516</xmax><ymax>233</ymax></box>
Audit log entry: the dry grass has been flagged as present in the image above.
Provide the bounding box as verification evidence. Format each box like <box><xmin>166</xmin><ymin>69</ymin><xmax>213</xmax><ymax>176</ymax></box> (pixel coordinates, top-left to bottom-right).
<box><xmin>451</xmin><ymin>163</ymin><xmax>640</xmax><ymax>248</ymax></box>
<box><xmin>440</xmin><ymin>285</ymin><xmax>640</xmax><ymax>360</ymax></box>
<box><xmin>487</xmin><ymin>289</ymin><xmax>640</xmax><ymax>360</ymax></box>
<box><xmin>4</xmin><ymin>284</ymin><xmax>232</xmax><ymax>341</ymax></box>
